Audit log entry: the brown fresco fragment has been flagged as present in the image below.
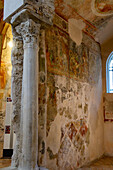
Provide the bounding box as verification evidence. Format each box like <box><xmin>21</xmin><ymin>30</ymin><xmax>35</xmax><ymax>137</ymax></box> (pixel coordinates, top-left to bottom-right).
<box><xmin>95</xmin><ymin>0</ymin><xmax>113</xmax><ymax>14</ymax></box>
<box><xmin>67</xmin><ymin>122</ymin><xmax>77</xmax><ymax>140</ymax></box>
<box><xmin>58</xmin><ymin>136</ymin><xmax>71</xmax><ymax>167</ymax></box>
<box><xmin>84</xmin><ymin>103</ymin><xmax>88</xmax><ymax>114</ymax></box>
<box><xmin>59</xmin><ymin>136</ymin><xmax>71</xmax><ymax>154</ymax></box>
<box><xmin>47</xmin><ymin>73</ymin><xmax>57</xmax><ymax>136</ymax></box>
<box><xmin>85</xmin><ymin>128</ymin><xmax>90</xmax><ymax>145</ymax></box>
<box><xmin>39</xmin><ymin>141</ymin><xmax>45</xmax><ymax>155</ymax></box>
<box><xmin>46</xmin><ymin>26</ymin><xmax>69</xmax><ymax>77</ymax></box>
<box><xmin>47</xmin><ymin>147</ymin><xmax>58</xmax><ymax>160</ymax></box>
<box><xmin>39</xmin><ymin>83</ymin><xmax>46</xmax><ymax>104</ymax></box>
<box><xmin>69</xmin><ymin>40</ymin><xmax>89</xmax><ymax>81</ymax></box>
<box><xmin>89</xmin><ymin>52</ymin><xmax>101</xmax><ymax>84</ymax></box>
<box><xmin>57</xmin><ymin>120</ymin><xmax>88</xmax><ymax>168</ymax></box>
<box><xmin>39</xmin><ymin>48</ymin><xmax>45</xmax><ymax>72</ymax></box>
<box><xmin>79</xmin><ymin>122</ymin><xmax>88</xmax><ymax>136</ymax></box>
<box><xmin>61</xmin><ymin>126</ymin><xmax>66</xmax><ymax>142</ymax></box>
<box><xmin>65</xmin><ymin>107</ymin><xmax>72</xmax><ymax>119</ymax></box>
<box><xmin>45</xmin><ymin>20</ymin><xmax>101</xmax><ymax>169</ymax></box>
<box><xmin>46</xmin><ymin>24</ymin><xmax>100</xmax><ymax>84</ymax></box>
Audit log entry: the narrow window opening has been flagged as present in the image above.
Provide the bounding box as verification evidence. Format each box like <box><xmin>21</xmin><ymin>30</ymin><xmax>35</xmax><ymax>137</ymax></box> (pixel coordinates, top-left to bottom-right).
<box><xmin>106</xmin><ymin>52</ymin><xmax>113</xmax><ymax>93</ymax></box>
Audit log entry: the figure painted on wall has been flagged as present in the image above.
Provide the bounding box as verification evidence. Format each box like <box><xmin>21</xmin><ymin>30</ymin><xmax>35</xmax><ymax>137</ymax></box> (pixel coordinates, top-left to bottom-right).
<box><xmin>95</xmin><ymin>0</ymin><xmax>113</xmax><ymax>14</ymax></box>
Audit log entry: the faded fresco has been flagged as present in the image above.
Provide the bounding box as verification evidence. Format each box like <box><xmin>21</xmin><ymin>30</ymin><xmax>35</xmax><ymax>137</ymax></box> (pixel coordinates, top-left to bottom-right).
<box><xmin>103</xmin><ymin>95</ymin><xmax>113</xmax><ymax>121</ymax></box>
<box><xmin>46</xmin><ymin>25</ymin><xmax>100</xmax><ymax>84</ymax></box>
<box><xmin>95</xmin><ymin>0</ymin><xmax>113</xmax><ymax>14</ymax></box>
<box><xmin>38</xmin><ymin>17</ymin><xmax>103</xmax><ymax>169</ymax></box>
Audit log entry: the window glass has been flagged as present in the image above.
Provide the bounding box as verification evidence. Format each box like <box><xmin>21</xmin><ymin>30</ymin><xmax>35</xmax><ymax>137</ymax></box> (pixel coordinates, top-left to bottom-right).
<box><xmin>106</xmin><ymin>53</ymin><xmax>113</xmax><ymax>93</ymax></box>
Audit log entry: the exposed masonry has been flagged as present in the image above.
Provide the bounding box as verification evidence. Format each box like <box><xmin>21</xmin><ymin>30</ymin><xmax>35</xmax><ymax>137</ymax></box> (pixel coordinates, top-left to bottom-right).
<box><xmin>11</xmin><ymin>32</ymin><xmax>23</xmax><ymax>167</ymax></box>
<box><xmin>5</xmin><ymin>0</ymin><xmax>55</xmax><ymax>169</ymax></box>
<box><xmin>3</xmin><ymin>0</ymin><xmax>104</xmax><ymax>169</ymax></box>
<box><xmin>37</xmin><ymin>22</ymin><xmax>103</xmax><ymax>169</ymax></box>
<box><xmin>38</xmin><ymin>29</ymin><xmax>47</xmax><ymax>167</ymax></box>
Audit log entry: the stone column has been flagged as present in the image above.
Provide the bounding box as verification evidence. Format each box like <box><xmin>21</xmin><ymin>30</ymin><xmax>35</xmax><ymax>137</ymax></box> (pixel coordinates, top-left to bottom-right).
<box><xmin>15</xmin><ymin>19</ymin><xmax>40</xmax><ymax>170</ymax></box>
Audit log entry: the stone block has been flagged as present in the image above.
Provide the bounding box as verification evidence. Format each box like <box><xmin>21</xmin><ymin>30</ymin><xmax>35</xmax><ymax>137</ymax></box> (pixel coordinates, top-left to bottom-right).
<box><xmin>4</xmin><ymin>0</ymin><xmax>24</xmax><ymax>21</ymax></box>
<box><xmin>4</xmin><ymin>0</ymin><xmax>54</xmax><ymax>25</ymax></box>
<box><xmin>4</xmin><ymin>0</ymin><xmax>41</xmax><ymax>21</ymax></box>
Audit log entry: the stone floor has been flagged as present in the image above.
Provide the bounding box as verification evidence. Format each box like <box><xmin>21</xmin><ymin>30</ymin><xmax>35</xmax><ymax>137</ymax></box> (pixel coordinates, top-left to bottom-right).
<box><xmin>0</xmin><ymin>156</ymin><xmax>113</xmax><ymax>169</ymax></box>
<box><xmin>80</xmin><ymin>156</ymin><xmax>113</xmax><ymax>170</ymax></box>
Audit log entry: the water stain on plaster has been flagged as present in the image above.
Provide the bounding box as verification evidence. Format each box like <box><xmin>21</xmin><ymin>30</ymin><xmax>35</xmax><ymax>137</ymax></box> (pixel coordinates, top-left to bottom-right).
<box><xmin>47</xmin><ymin>147</ymin><xmax>58</xmax><ymax>160</ymax></box>
<box><xmin>68</xmin><ymin>19</ymin><xmax>85</xmax><ymax>46</ymax></box>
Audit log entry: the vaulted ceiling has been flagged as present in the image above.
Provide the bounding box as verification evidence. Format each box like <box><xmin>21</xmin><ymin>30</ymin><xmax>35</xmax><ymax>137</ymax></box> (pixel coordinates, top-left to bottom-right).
<box><xmin>0</xmin><ymin>0</ymin><xmax>113</xmax><ymax>44</ymax></box>
<box><xmin>55</xmin><ymin>0</ymin><xmax>113</xmax><ymax>44</ymax></box>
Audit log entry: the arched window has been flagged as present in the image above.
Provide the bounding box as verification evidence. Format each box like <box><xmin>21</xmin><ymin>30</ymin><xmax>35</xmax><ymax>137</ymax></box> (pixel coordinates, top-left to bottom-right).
<box><xmin>106</xmin><ymin>52</ymin><xmax>113</xmax><ymax>93</ymax></box>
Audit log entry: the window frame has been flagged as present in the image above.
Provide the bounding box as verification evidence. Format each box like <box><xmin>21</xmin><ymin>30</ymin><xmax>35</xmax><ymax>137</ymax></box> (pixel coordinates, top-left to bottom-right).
<box><xmin>106</xmin><ymin>51</ymin><xmax>113</xmax><ymax>93</ymax></box>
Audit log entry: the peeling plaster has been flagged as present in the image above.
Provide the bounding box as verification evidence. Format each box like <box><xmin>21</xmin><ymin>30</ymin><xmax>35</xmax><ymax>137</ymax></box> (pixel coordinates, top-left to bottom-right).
<box><xmin>68</xmin><ymin>19</ymin><xmax>85</xmax><ymax>46</ymax></box>
<box><xmin>41</xmin><ymin>24</ymin><xmax>104</xmax><ymax>169</ymax></box>
<box><xmin>47</xmin><ymin>113</ymin><xmax>67</xmax><ymax>155</ymax></box>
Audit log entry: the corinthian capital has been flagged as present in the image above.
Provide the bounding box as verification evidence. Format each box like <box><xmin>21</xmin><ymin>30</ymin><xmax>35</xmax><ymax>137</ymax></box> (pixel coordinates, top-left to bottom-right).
<box><xmin>15</xmin><ymin>19</ymin><xmax>41</xmax><ymax>45</ymax></box>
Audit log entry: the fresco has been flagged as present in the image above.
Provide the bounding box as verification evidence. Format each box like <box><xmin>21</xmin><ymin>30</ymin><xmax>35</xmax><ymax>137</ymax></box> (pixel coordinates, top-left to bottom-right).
<box><xmin>46</xmin><ymin>72</ymin><xmax>90</xmax><ymax>169</ymax></box>
<box><xmin>91</xmin><ymin>0</ymin><xmax>113</xmax><ymax>16</ymax></box>
<box><xmin>103</xmin><ymin>96</ymin><xmax>113</xmax><ymax>121</ymax></box>
<box><xmin>95</xmin><ymin>0</ymin><xmax>113</xmax><ymax>14</ymax></box>
<box><xmin>45</xmin><ymin>26</ymin><xmax>90</xmax><ymax>82</ymax></box>
<box><xmin>43</xmin><ymin>22</ymin><xmax>102</xmax><ymax>169</ymax></box>
<box><xmin>46</xmin><ymin>26</ymin><xmax>69</xmax><ymax>77</ymax></box>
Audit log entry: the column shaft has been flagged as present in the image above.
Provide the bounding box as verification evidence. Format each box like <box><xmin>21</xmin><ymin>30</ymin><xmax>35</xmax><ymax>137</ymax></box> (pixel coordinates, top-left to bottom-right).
<box><xmin>22</xmin><ymin>45</ymin><xmax>38</xmax><ymax>169</ymax></box>
<box><xmin>16</xmin><ymin>19</ymin><xmax>40</xmax><ymax>170</ymax></box>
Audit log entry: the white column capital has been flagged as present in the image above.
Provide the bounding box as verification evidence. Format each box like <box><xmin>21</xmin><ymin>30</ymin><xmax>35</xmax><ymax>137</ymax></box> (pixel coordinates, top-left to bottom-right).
<box><xmin>15</xmin><ymin>19</ymin><xmax>41</xmax><ymax>48</ymax></box>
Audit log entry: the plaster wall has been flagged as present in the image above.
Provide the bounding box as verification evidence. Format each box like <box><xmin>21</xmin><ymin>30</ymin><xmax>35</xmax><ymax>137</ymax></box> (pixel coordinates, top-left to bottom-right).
<box><xmin>104</xmin><ymin>122</ymin><xmax>113</xmax><ymax>156</ymax></box>
<box><xmin>38</xmin><ymin>20</ymin><xmax>104</xmax><ymax>169</ymax></box>
<box><xmin>101</xmin><ymin>39</ymin><xmax>113</xmax><ymax>156</ymax></box>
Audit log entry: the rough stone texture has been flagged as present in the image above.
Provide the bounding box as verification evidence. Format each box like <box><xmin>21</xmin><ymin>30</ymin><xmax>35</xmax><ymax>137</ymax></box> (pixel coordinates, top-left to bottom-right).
<box><xmin>0</xmin><ymin>26</ymin><xmax>12</xmax><ymax>158</ymax></box>
<box><xmin>11</xmin><ymin>31</ymin><xmax>23</xmax><ymax>167</ymax></box>
<box><xmin>38</xmin><ymin>29</ymin><xmax>47</xmax><ymax>167</ymax></box>
<box><xmin>4</xmin><ymin>0</ymin><xmax>55</xmax><ymax>168</ymax></box>
<box><xmin>41</xmin><ymin>22</ymin><xmax>104</xmax><ymax>169</ymax></box>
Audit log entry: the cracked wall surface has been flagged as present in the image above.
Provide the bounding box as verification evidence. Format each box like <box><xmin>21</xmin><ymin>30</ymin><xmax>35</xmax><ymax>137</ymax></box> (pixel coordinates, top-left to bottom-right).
<box><xmin>38</xmin><ymin>16</ymin><xmax>104</xmax><ymax>169</ymax></box>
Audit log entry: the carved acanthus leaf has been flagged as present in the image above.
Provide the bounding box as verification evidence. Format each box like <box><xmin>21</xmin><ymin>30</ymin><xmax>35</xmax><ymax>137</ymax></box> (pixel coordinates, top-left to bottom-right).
<box><xmin>15</xmin><ymin>19</ymin><xmax>40</xmax><ymax>44</ymax></box>
<box><xmin>26</xmin><ymin>0</ymin><xmax>55</xmax><ymax>23</ymax></box>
